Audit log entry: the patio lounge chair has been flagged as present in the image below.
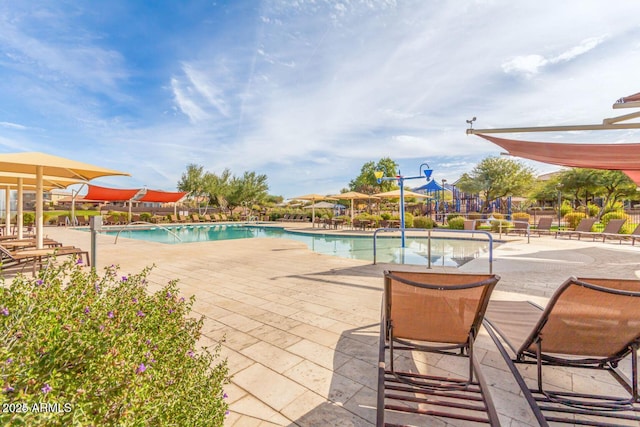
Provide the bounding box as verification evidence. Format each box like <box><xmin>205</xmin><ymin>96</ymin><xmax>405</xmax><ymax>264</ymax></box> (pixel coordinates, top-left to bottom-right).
<box><xmin>555</xmin><ymin>217</ymin><xmax>597</xmax><ymax>239</ymax></box>
<box><xmin>507</xmin><ymin>220</ymin><xmax>529</xmax><ymax>236</ymax></box>
<box><xmin>0</xmin><ymin>245</ymin><xmax>90</xmax><ymax>273</ymax></box>
<box><xmin>582</xmin><ymin>218</ymin><xmax>627</xmax><ymax>242</ymax></box>
<box><xmin>377</xmin><ymin>271</ymin><xmax>501</xmax><ymax>426</ymax></box>
<box><xmin>202</xmin><ymin>214</ymin><xmax>213</xmax><ymax>222</ymax></box>
<box><xmin>483</xmin><ymin>277</ymin><xmax>640</xmax><ymax>426</ymax></box>
<box><xmin>531</xmin><ymin>217</ymin><xmax>553</xmax><ymax>236</ymax></box>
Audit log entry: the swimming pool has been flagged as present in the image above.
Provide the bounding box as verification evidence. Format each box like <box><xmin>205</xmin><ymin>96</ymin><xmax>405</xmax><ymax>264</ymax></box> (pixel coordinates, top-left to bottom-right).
<box><xmin>100</xmin><ymin>224</ymin><xmax>491</xmax><ymax>267</ymax></box>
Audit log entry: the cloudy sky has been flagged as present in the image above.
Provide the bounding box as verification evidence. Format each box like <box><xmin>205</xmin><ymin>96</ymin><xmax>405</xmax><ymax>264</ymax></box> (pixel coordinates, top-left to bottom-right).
<box><xmin>1</xmin><ymin>0</ymin><xmax>639</xmax><ymax>199</ymax></box>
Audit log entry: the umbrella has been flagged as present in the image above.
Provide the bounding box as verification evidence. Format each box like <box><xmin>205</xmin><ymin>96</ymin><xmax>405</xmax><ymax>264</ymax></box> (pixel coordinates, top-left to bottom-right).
<box><xmin>330</xmin><ymin>191</ymin><xmax>379</xmax><ymax>224</ymax></box>
<box><xmin>0</xmin><ymin>173</ymin><xmax>84</xmax><ymax>238</ymax></box>
<box><xmin>0</xmin><ymin>152</ymin><xmax>129</xmax><ymax>248</ymax></box>
<box><xmin>376</xmin><ymin>189</ymin><xmax>431</xmax><ymax>199</ymax></box>
<box><xmin>292</xmin><ymin>194</ymin><xmax>337</xmax><ymax>227</ymax></box>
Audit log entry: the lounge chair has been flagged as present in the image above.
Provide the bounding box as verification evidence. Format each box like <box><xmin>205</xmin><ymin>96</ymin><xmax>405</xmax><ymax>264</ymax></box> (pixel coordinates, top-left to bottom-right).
<box><xmin>507</xmin><ymin>220</ymin><xmax>529</xmax><ymax>236</ymax></box>
<box><xmin>191</xmin><ymin>214</ymin><xmax>202</xmax><ymax>223</ymax></box>
<box><xmin>555</xmin><ymin>217</ymin><xmax>597</xmax><ymax>239</ymax></box>
<box><xmin>0</xmin><ymin>245</ymin><xmax>90</xmax><ymax>273</ymax></box>
<box><xmin>202</xmin><ymin>214</ymin><xmax>213</xmax><ymax>222</ymax></box>
<box><xmin>377</xmin><ymin>271</ymin><xmax>501</xmax><ymax>426</ymax></box>
<box><xmin>483</xmin><ymin>277</ymin><xmax>640</xmax><ymax>426</ymax></box>
<box><xmin>531</xmin><ymin>217</ymin><xmax>553</xmax><ymax>236</ymax></box>
<box><xmin>582</xmin><ymin>218</ymin><xmax>626</xmax><ymax>242</ymax></box>
<box><xmin>76</xmin><ymin>215</ymin><xmax>89</xmax><ymax>226</ymax></box>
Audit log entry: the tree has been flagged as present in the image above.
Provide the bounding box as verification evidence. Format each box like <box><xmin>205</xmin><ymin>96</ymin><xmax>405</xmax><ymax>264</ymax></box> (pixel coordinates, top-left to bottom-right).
<box><xmin>456</xmin><ymin>156</ymin><xmax>535</xmax><ymax>207</ymax></box>
<box><xmin>349</xmin><ymin>157</ymin><xmax>399</xmax><ymax>193</ymax></box>
<box><xmin>225</xmin><ymin>171</ymin><xmax>269</xmax><ymax>213</ymax></box>
<box><xmin>177</xmin><ymin>164</ymin><xmax>208</xmax><ymax>209</ymax></box>
<box><xmin>559</xmin><ymin>169</ymin><xmax>636</xmax><ymax>217</ymax></box>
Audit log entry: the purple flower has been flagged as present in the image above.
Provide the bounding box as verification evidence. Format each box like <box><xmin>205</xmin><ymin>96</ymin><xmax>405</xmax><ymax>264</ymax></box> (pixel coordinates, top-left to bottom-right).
<box><xmin>122</xmin><ymin>276</ymin><xmax>128</xmax><ymax>282</ymax></box>
<box><xmin>76</xmin><ymin>258</ymin><xmax>83</xmax><ymax>265</ymax></box>
<box><xmin>6</xmin><ymin>358</ymin><xmax>13</xmax><ymax>364</ymax></box>
<box><xmin>41</xmin><ymin>383</ymin><xmax>52</xmax><ymax>394</ymax></box>
<box><xmin>145</xmin><ymin>339</ymin><xmax>152</xmax><ymax>346</ymax></box>
<box><xmin>223</xmin><ymin>393</ymin><xmax>228</xmax><ymax>399</ymax></box>
<box><xmin>99</xmin><ymin>325</ymin><xmax>105</xmax><ymax>331</ymax></box>
<box><xmin>179</xmin><ymin>297</ymin><xmax>185</xmax><ymax>303</ymax></box>
<box><xmin>84</xmin><ymin>307</ymin><xmax>90</xmax><ymax>314</ymax></box>
<box><xmin>1</xmin><ymin>307</ymin><xmax>8</xmax><ymax>316</ymax></box>
<box><xmin>136</xmin><ymin>310</ymin><xmax>145</xmax><ymax>317</ymax></box>
<box><xmin>168</xmin><ymin>309</ymin><xmax>174</xmax><ymax>314</ymax></box>
<box><xmin>187</xmin><ymin>350</ymin><xmax>195</xmax><ymax>358</ymax></box>
<box><xmin>132</xmin><ymin>297</ymin><xmax>138</xmax><ymax>304</ymax></box>
<box><xmin>136</xmin><ymin>363</ymin><xmax>147</xmax><ymax>374</ymax></box>
<box><xmin>225</xmin><ymin>410</ymin><xmax>230</xmax><ymax>416</ymax></box>
<box><xmin>4</xmin><ymin>385</ymin><xmax>14</xmax><ymax>393</ymax></box>
<box><xmin>107</xmin><ymin>311</ymin><xmax>114</xmax><ymax>319</ymax></box>
<box><xmin>36</xmin><ymin>279</ymin><xmax>44</xmax><ymax>286</ymax></box>
<box><xmin>166</xmin><ymin>291</ymin><xmax>172</xmax><ymax>299</ymax></box>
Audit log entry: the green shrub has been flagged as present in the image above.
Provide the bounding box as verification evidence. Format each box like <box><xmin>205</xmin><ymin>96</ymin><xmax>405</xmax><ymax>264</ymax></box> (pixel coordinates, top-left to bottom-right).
<box><xmin>490</xmin><ymin>213</ymin><xmax>504</xmax><ymax>220</ymax></box>
<box><xmin>403</xmin><ymin>213</ymin><xmax>414</xmax><ymax>228</ymax></box>
<box><xmin>446</xmin><ymin>213</ymin><xmax>463</xmax><ymax>222</ymax></box>
<box><xmin>600</xmin><ymin>211</ymin><xmax>629</xmax><ymax>226</ymax></box>
<box><xmin>587</xmin><ymin>203</ymin><xmax>599</xmax><ymax>217</ymax></box>
<box><xmin>140</xmin><ymin>212</ymin><xmax>153</xmax><ymax>222</ymax></box>
<box><xmin>490</xmin><ymin>219</ymin><xmax>511</xmax><ymax>232</ymax></box>
<box><xmin>22</xmin><ymin>212</ymin><xmax>35</xmax><ymax>226</ymax></box>
<box><xmin>0</xmin><ymin>260</ymin><xmax>229</xmax><ymax>426</ymax></box>
<box><xmin>560</xmin><ymin>200</ymin><xmax>573</xmax><ymax>217</ymax></box>
<box><xmin>511</xmin><ymin>212</ymin><xmax>530</xmax><ymax>223</ymax></box>
<box><xmin>413</xmin><ymin>216</ymin><xmax>436</xmax><ymax>229</ymax></box>
<box><xmin>448</xmin><ymin>217</ymin><xmax>465</xmax><ymax>230</ymax></box>
<box><xmin>564</xmin><ymin>212</ymin><xmax>587</xmax><ymax>229</ymax></box>
<box><xmin>380</xmin><ymin>212</ymin><xmax>392</xmax><ymax>220</ymax></box>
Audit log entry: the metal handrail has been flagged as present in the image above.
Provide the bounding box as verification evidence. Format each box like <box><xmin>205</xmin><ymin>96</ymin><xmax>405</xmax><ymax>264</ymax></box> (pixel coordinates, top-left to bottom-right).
<box><xmin>113</xmin><ymin>221</ymin><xmax>183</xmax><ymax>244</ymax></box>
<box><xmin>372</xmin><ymin>228</ymin><xmax>494</xmax><ymax>273</ymax></box>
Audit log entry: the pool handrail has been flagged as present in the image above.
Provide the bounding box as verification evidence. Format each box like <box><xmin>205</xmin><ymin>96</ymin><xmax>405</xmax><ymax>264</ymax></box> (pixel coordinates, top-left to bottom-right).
<box><xmin>113</xmin><ymin>221</ymin><xmax>183</xmax><ymax>244</ymax></box>
<box><xmin>372</xmin><ymin>228</ymin><xmax>494</xmax><ymax>273</ymax></box>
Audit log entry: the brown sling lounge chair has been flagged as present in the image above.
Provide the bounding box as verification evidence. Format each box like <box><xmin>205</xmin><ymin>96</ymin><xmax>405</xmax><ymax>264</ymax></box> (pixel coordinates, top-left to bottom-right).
<box><xmin>377</xmin><ymin>271</ymin><xmax>501</xmax><ymax>426</ymax></box>
<box><xmin>483</xmin><ymin>277</ymin><xmax>640</xmax><ymax>426</ymax></box>
<box><xmin>579</xmin><ymin>218</ymin><xmax>626</xmax><ymax>242</ymax></box>
<box><xmin>555</xmin><ymin>217</ymin><xmax>597</xmax><ymax>239</ymax></box>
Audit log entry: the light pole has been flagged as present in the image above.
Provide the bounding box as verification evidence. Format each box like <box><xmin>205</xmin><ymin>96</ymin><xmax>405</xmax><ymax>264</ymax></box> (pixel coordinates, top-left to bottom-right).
<box><xmin>375</xmin><ymin>162</ymin><xmax>433</xmax><ymax>247</ymax></box>
<box><xmin>556</xmin><ymin>183</ymin><xmax>563</xmax><ymax>229</ymax></box>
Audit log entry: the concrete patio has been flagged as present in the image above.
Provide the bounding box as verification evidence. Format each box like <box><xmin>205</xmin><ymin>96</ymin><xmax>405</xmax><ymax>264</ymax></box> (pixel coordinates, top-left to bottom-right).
<box><xmin>41</xmin><ymin>223</ymin><xmax>640</xmax><ymax>426</ymax></box>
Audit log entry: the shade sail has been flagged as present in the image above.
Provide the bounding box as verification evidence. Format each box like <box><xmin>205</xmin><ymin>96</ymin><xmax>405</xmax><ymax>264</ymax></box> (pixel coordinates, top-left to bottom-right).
<box><xmin>137</xmin><ymin>189</ymin><xmax>187</xmax><ymax>203</ymax></box>
<box><xmin>0</xmin><ymin>172</ymin><xmax>82</xmax><ymax>189</ymax></box>
<box><xmin>86</xmin><ymin>184</ymin><xmax>141</xmax><ymax>201</ymax></box>
<box><xmin>478</xmin><ymin>134</ymin><xmax>640</xmax><ymax>185</ymax></box>
<box><xmin>0</xmin><ymin>152</ymin><xmax>130</xmax><ymax>180</ymax></box>
<box><xmin>376</xmin><ymin>189</ymin><xmax>430</xmax><ymax>198</ymax></box>
<box><xmin>413</xmin><ymin>180</ymin><xmax>443</xmax><ymax>192</ymax></box>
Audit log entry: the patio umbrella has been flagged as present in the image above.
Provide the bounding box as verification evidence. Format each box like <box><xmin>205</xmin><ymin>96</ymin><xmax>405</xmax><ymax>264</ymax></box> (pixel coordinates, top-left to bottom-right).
<box><xmin>0</xmin><ymin>152</ymin><xmax>129</xmax><ymax>248</ymax></box>
<box><xmin>330</xmin><ymin>191</ymin><xmax>379</xmax><ymax>224</ymax></box>
<box><xmin>0</xmin><ymin>173</ymin><xmax>84</xmax><ymax>238</ymax></box>
<box><xmin>292</xmin><ymin>194</ymin><xmax>337</xmax><ymax>227</ymax></box>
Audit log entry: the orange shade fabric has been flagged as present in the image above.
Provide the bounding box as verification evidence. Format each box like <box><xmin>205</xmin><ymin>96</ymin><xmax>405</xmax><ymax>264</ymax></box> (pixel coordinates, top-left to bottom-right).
<box><xmin>85</xmin><ymin>184</ymin><xmax>141</xmax><ymax>201</ymax></box>
<box><xmin>137</xmin><ymin>189</ymin><xmax>187</xmax><ymax>203</ymax></box>
<box><xmin>478</xmin><ymin>134</ymin><xmax>640</xmax><ymax>185</ymax></box>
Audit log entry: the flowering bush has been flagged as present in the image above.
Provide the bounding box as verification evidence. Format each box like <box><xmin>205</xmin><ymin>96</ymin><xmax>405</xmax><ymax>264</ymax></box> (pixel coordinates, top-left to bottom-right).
<box><xmin>1</xmin><ymin>259</ymin><xmax>228</xmax><ymax>426</ymax></box>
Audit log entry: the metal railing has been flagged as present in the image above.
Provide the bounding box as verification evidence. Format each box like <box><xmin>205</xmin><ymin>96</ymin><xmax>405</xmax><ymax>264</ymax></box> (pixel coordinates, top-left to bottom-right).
<box><xmin>113</xmin><ymin>221</ymin><xmax>182</xmax><ymax>244</ymax></box>
<box><xmin>372</xmin><ymin>228</ymin><xmax>495</xmax><ymax>273</ymax></box>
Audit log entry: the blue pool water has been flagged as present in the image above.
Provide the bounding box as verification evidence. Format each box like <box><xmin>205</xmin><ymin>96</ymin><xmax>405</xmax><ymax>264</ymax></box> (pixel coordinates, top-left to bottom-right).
<box><xmin>100</xmin><ymin>224</ymin><xmax>491</xmax><ymax>267</ymax></box>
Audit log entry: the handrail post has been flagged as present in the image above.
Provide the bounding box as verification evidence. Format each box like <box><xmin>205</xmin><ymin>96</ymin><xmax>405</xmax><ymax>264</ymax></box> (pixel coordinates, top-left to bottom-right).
<box><xmin>427</xmin><ymin>229</ymin><xmax>432</xmax><ymax>269</ymax></box>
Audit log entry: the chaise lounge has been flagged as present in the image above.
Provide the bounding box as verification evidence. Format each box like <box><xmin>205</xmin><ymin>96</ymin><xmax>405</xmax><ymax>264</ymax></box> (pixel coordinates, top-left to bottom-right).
<box><xmin>483</xmin><ymin>277</ymin><xmax>640</xmax><ymax>426</ymax></box>
<box><xmin>377</xmin><ymin>271</ymin><xmax>501</xmax><ymax>426</ymax></box>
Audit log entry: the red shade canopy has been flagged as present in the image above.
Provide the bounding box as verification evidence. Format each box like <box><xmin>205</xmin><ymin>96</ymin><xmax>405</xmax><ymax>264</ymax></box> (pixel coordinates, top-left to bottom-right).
<box><xmin>137</xmin><ymin>189</ymin><xmax>187</xmax><ymax>203</ymax></box>
<box><xmin>85</xmin><ymin>184</ymin><xmax>141</xmax><ymax>201</ymax></box>
<box><xmin>478</xmin><ymin>134</ymin><xmax>640</xmax><ymax>185</ymax></box>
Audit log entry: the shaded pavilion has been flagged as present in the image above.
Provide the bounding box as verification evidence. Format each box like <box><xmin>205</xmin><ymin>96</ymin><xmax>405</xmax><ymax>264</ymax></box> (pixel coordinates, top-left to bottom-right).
<box><xmin>0</xmin><ymin>152</ymin><xmax>129</xmax><ymax>248</ymax></box>
<box><xmin>83</xmin><ymin>185</ymin><xmax>188</xmax><ymax>219</ymax></box>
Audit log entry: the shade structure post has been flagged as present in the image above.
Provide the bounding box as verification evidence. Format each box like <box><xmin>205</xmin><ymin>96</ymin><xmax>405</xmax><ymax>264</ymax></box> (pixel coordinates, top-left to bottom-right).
<box><xmin>36</xmin><ymin>165</ymin><xmax>44</xmax><ymax>249</ymax></box>
<box><xmin>17</xmin><ymin>178</ymin><xmax>23</xmax><ymax>239</ymax></box>
<box><xmin>399</xmin><ymin>180</ymin><xmax>406</xmax><ymax>247</ymax></box>
<box><xmin>4</xmin><ymin>186</ymin><xmax>10</xmax><ymax>237</ymax></box>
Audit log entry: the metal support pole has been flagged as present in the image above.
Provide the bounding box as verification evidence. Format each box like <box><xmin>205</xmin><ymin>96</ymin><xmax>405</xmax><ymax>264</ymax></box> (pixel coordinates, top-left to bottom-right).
<box><xmin>90</xmin><ymin>215</ymin><xmax>102</xmax><ymax>270</ymax></box>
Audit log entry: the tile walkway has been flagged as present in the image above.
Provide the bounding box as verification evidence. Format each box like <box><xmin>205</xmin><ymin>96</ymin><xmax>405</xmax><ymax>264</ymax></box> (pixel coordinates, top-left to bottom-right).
<box><xmin>39</xmin><ymin>222</ymin><xmax>640</xmax><ymax>426</ymax></box>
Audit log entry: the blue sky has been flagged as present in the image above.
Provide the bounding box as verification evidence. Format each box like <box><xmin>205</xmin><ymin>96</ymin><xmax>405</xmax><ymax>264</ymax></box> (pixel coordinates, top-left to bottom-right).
<box><xmin>1</xmin><ymin>0</ymin><xmax>640</xmax><ymax>199</ymax></box>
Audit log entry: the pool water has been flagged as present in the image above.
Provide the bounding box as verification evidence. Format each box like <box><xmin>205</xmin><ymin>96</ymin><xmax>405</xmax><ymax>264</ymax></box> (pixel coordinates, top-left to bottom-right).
<box><xmin>102</xmin><ymin>224</ymin><xmax>490</xmax><ymax>267</ymax></box>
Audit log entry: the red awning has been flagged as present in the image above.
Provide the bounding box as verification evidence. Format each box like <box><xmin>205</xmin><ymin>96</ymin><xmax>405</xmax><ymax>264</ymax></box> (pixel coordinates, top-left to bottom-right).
<box><xmin>85</xmin><ymin>184</ymin><xmax>141</xmax><ymax>201</ymax></box>
<box><xmin>478</xmin><ymin>134</ymin><xmax>640</xmax><ymax>185</ymax></box>
<box><xmin>137</xmin><ymin>189</ymin><xmax>187</xmax><ymax>203</ymax></box>
<box><xmin>618</xmin><ymin>92</ymin><xmax>640</xmax><ymax>103</ymax></box>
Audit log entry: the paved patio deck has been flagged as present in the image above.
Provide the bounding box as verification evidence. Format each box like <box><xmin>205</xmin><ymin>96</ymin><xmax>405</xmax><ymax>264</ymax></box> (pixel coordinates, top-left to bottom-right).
<box><xmin>40</xmin><ymin>222</ymin><xmax>640</xmax><ymax>426</ymax></box>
